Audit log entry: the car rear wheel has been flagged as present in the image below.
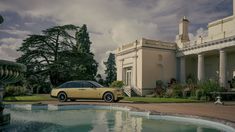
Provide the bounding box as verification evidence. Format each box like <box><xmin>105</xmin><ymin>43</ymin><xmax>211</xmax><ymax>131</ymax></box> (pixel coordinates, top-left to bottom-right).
<box><xmin>58</xmin><ymin>92</ymin><xmax>67</xmax><ymax>102</ymax></box>
<box><xmin>103</xmin><ymin>92</ymin><xmax>114</xmax><ymax>103</ymax></box>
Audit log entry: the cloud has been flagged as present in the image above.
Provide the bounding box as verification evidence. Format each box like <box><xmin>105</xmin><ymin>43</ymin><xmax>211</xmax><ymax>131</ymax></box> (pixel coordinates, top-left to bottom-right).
<box><xmin>0</xmin><ymin>37</ymin><xmax>22</xmax><ymax>61</ymax></box>
<box><xmin>0</xmin><ymin>0</ymin><xmax>232</xmax><ymax>76</ymax></box>
<box><xmin>0</xmin><ymin>29</ymin><xmax>31</xmax><ymax>37</ymax></box>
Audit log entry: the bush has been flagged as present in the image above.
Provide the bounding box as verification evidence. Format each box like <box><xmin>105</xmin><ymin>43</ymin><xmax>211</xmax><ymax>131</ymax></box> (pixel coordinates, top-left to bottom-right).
<box><xmin>110</xmin><ymin>81</ymin><xmax>124</xmax><ymax>88</ymax></box>
<box><xmin>171</xmin><ymin>84</ymin><xmax>184</xmax><ymax>98</ymax></box>
<box><xmin>4</xmin><ymin>85</ymin><xmax>29</xmax><ymax>96</ymax></box>
<box><xmin>195</xmin><ymin>89</ymin><xmax>204</xmax><ymax>100</ymax></box>
<box><xmin>198</xmin><ymin>80</ymin><xmax>223</xmax><ymax>95</ymax></box>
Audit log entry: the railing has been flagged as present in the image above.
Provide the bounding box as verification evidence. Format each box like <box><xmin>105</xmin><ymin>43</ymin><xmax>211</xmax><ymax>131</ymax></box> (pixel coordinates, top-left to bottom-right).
<box><xmin>131</xmin><ymin>87</ymin><xmax>142</xmax><ymax>96</ymax></box>
<box><xmin>123</xmin><ymin>86</ymin><xmax>142</xmax><ymax>97</ymax></box>
<box><xmin>124</xmin><ymin>87</ymin><xmax>131</xmax><ymax>97</ymax></box>
<box><xmin>180</xmin><ymin>34</ymin><xmax>235</xmax><ymax>51</ymax></box>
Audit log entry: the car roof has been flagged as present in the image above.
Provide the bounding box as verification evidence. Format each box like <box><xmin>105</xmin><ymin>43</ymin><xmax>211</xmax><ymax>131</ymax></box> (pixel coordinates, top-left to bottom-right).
<box><xmin>66</xmin><ymin>80</ymin><xmax>94</xmax><ymax>83</ymax></box>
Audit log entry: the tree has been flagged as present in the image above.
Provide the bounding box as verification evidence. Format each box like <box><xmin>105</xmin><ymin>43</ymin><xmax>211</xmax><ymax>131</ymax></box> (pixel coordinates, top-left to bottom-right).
<box><xmin>0</xmin><ymin>15</ymin><xmax>4</xmax><ymax>24</ymax></box>
<box><xmin>17</xmin><ymin>24</ymin><xmax>98</xmax><ymax>91</ymax></box>
<box><xmin>76</xmin><ymin>24</ymin><xmax>91</xmax><ymax>53</ymax></box>
<box><xmin>96</xmin><ymin>74</ymin><xmax>104</xmax><ymax>85</ymax></box>
<box><xmin>104</xmin><ymin>53</ymin><xmax>117</xmax><ymax>86</ymax></box>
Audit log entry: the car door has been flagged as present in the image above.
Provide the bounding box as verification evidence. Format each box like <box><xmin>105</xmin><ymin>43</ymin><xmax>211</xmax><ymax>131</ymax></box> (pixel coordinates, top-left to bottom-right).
<box><xmin>65</xmin><ymin>82</ymin><xmax>81</xmax><ymax>98</ymax></box>
<box><xmin>73</xmin><ymin>81</ymin><xmax>91</xmax><ymax>99</ymax></box>
<box><xmin>82</xmin><ymin>81</ymin><xmax>99</xmax><ymax>99</ymax></box>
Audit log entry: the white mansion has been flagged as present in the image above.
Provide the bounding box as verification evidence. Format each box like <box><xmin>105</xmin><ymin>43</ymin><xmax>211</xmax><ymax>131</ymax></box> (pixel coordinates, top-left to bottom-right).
<box><xmin>116</xmin><ymin>0</ymin><xmax>235</xmax><ymax>96</ymax></box>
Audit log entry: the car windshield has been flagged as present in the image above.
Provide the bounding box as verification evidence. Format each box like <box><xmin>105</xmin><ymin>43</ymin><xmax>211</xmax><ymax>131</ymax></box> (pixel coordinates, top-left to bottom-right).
<box><xmin>90</xmin><ymin>81</ymin><xmax>104</xmax><ymax>88</ymax></box>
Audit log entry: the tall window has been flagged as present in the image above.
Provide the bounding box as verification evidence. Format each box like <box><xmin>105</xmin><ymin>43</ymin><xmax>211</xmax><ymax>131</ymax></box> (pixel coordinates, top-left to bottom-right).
<box><xmin>125</xmin><ymin>69</ymin><xmax>132</xmax><ymax>86</ymax></box>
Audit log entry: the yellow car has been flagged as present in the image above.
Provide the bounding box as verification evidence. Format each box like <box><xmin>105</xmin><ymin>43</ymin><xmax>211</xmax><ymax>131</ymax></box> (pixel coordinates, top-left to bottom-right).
<box><xmin>50</xmin><ymin>80</ymin><xmax>123</xmax><ymax>102</ymax></box>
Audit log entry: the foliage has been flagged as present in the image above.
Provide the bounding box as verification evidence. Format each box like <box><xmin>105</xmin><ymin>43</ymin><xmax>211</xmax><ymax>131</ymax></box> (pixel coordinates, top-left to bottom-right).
<box><xmin>4</xmin><ymin>85</ymin><xmax>29</xmax><ymax>96</ymax></box>
<box><xmin>154</xmin><ymin>80</ymin><xmax>165</xmax><ymax>97</ymax></box>
<box><xmin>104</xmin><ymin>53</ymin><xmax>117</xmax><ymax>86</ymax></box>
<box><xmin>110</xmin><ymin>81</ymin><xmax>124</xmax><ymax>88</ymax></box>
<box><xmin>195</xmin><ymin>89</ymin><xmax>204</xmax><ymax>100</ymax></box>
<box><xmin>76</xmin><ymin>25</ymin><xmax>91</xmax><ymax>53</ymax></box>
<box><xmin>17</xmin><ymin>24</ymin><xmax>98</xmax><ymax>91</ymax></box>
<box><xmin>96</xmin><ymin>74</ymin><xmax>105</xmax><ymax>86</ymax></box>
<box><xmin>0</xmin><ymin>14</ymin><xmax>3</xmax><ymax>24</ymax></box>
<box><xmin>171</xmin><ymin>84</ymin><xmax>184</xmax><ymax>98</ymax></box>
<box><xmin>198</xmin><ymin>80</ymin><xmax>223</xmax><ymax>94</ymax></box>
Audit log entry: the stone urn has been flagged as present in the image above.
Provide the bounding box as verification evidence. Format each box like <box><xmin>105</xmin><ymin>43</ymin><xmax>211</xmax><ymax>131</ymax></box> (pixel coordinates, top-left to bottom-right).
<box><xmin>0</xmin><ymin>59</ymin><xmax>26</xmax><ymax>126</ymax></box>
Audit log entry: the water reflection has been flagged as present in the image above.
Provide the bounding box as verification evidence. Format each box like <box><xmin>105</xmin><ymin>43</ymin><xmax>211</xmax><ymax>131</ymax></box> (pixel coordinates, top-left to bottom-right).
<box><xmin>0</xmin><ymin>109</ymin><xmax>224</xmax><ymax>132</ymax></box>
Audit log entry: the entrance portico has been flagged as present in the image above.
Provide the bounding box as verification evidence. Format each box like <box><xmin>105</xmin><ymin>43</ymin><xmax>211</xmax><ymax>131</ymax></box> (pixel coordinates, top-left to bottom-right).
<box><xmin>178</xmin><ymin>36</ymin><xmax>235</xmax><ymax>88</ymax></box>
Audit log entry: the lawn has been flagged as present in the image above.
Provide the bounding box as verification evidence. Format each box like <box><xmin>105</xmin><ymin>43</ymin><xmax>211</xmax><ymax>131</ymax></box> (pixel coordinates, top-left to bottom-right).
<box><xmin>3</xmin><ymin>94</ymin><xmax>56</xmax><ymax>101</ymax></box>
<box><xmin>123</xmin><ymin>97</ymin><xmax>200</xmax><ymax>103</ymax></box>
<box><xmin>3</xmin><ymin>94</ymin><xmax>200</xmax><ymax>103</ymax></box>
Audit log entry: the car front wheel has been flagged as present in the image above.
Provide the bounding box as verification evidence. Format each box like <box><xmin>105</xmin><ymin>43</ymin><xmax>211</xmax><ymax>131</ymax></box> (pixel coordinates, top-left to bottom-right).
<box><xmin>58</xmin><ymin>92</ymin><xmax>67</xmax><ymax>102</ymax></box>
<box><xmin>103</xmin><ymin>92</ymin><xmax>114</xmax><ymax>103</ymax></box>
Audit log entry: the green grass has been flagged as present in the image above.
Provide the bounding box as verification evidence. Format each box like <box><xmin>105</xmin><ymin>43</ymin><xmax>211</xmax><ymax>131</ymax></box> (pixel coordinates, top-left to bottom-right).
<box><xmin>3</xmin><ymin>94</ymin><xmax>199</xmax><ymax>103</ymax></box>
<box><xmin>123</xmin><ymin>97</ymin><xmax>200</xmax><ymax>103</ymax></box>
<box><xmin>3</xmin><ymin>94</ymin><xmax>56</xmax><ymax>101</ymax></box>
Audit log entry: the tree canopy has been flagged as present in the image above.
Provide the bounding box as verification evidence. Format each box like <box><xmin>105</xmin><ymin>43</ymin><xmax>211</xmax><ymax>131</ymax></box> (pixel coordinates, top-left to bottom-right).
<box><xmin>104</xmin><ymin>53</ymin><xmax>117</xmax><ymax>86</ymax></box>
<box><xmin>17</xmin><ymin>24</ymin><xmax>98</xmax><ymax>90</ymax></box>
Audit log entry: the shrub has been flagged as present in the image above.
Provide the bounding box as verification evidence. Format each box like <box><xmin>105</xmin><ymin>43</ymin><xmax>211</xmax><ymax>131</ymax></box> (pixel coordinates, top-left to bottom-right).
<box><xmin>110</xmin><ymin>81</ymin><xmax>124</xmax><ymax>88</ymax></box>
<box><xmin>4</xmin><ymin>85</ymin><xmax>29</xmax><ymax>96</ymax></box>
<box><xmin>195</xmin><ymin>89</ymin><xmax>204</xmax><ymax>100</ymax></box>
<box><xmin>198</xmin><ymin>80</ymin><xmax>223</xmax><ymax>95</ymax></box>
<box><xmin>171</xmin><ymin>84</ymin><xmax>184</xmax><ymax>98</ymax></box>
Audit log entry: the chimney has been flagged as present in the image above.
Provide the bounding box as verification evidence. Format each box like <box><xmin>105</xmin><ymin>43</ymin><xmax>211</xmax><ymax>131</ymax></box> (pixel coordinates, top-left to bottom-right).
<box><xmin>179</xmin><ymin>16</ymin><xmax>190</xmax><ymax>43</ymax></box>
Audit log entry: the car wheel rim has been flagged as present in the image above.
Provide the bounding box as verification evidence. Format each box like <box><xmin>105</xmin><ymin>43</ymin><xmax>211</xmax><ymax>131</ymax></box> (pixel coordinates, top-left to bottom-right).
<box><xmin>60</xmin><ymin>94</ymin><xmax>65</xmax><ymax>101</ymax></box>
<box><xmin>105</xmin><ymin>94</ymin><xmax>113</xmax><ymax>102</ymax></box>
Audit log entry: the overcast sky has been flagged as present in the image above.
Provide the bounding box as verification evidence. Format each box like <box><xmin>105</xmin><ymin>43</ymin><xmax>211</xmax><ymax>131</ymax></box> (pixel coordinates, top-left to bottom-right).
<box><xmin>0</xmin><ymin>0</ymin><xmax>233</xmax><ymax>76</ymax></box>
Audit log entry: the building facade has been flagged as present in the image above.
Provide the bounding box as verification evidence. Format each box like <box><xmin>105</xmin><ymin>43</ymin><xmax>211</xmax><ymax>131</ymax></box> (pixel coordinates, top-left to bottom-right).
<box><xmin>116</xmin><ymin>0</ymin><xmax>235</xmax><ymax>96</ymax></box>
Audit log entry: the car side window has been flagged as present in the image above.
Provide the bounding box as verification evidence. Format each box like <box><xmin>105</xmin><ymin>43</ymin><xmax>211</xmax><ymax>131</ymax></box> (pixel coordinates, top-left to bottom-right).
<box><xmin>83</xmin><ymin>82</ymin><xmax>96</xmax><ymax>88</ymax></box>
<box><xmin>73</xmin><ymin>82</ymin><xmax>82</xmax><ymax>88</ymax></box>
<box><xmin>59</xmin><ymin>82</ymin><xmax>69</xmax><ymax>88</ymax></box>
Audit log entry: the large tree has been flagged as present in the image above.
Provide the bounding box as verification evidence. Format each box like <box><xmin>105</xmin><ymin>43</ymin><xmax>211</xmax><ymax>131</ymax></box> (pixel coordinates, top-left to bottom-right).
<box><xmin>17</xmin><ymin>24</ymin><xmax>98</xmax><ymax>89</ymax></box>
<box><xmin>104</xmin><ymin>53</ymin><xmax>117</xmax><ymax>86</ymax></box>
<box><xmin>76</xmin><ymin>24</ymin><xmax>91</xmax><ymax>53</ymax></box>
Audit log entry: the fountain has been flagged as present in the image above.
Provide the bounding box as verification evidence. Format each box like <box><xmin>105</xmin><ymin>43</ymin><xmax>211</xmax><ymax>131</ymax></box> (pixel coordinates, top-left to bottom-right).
<box><xmin>0</xmin><ymin>15</ymin><xmax>26</xmax><ymax>126</ymax></box>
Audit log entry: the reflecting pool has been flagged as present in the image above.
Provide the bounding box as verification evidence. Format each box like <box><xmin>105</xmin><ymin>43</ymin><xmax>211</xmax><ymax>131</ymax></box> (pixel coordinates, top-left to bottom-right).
<box><xmin>0</xmin><ymin>108</ymin><xmax>234</xmax><ymax>132</ymax></box>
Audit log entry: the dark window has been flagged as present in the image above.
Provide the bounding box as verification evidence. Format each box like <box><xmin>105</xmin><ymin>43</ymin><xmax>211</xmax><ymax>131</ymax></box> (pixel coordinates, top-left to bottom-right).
<box><xmin>58</xmin><ymin>82</ymin><xmax>69</xmax><ymax>88</ymax></box>
<box><xmin>89</xmin><ymin>81</ymin><xmax>104</xmax><ymax>88</ymax></box>
<box><xmin>72</xmin><ymin>82</ymin><xmax>83</xmax><ymax>88</ymax></box>
<box><xmin>83</xmin><ymin>82</ymin><xmax>96</xmax><ymax>88</ymax></box>
<box><xmin>59</xmin><ymin>82</ymin><xmax>83</xmax><ymax>88</ymax></box>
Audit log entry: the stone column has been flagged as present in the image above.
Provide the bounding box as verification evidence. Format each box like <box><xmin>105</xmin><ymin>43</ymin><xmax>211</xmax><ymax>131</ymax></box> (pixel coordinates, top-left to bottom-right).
<box><xmin>132</xmin><ymin>56</ymin><xmax>137</xmax><ymax>88</ymax></box>
<box><xmin>180</xmin><ymin>57</ymin><xmax>186</xmax><ymax>83</ymax></box>
<box><xmin>120</xmin><ymin>59</ymin><xmax>124</xmax><ymax>81</ymax></box>
<box><xmin>197</xmin><ymin>54</ymin><xmax>205</xmax><ymax>81</ymax></box>
<box><xmin>219</xmin><ymin>49</ymin><xmax>227</xmax><ymax>88</ymax></box>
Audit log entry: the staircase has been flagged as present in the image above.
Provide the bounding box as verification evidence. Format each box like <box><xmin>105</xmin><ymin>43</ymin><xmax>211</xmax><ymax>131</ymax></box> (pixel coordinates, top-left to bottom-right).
<box><xmin>124</xmin><ymin>86</ymin><xmax>142</xmax><ymax>97</ymax></box>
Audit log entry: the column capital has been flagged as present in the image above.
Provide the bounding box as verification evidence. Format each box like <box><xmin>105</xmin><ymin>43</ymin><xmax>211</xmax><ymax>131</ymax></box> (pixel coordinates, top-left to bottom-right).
<box><xmin>219</xmin><ymin>49</ymin><xmax>226</xmax><ymax>53</ymax></box>
<box><xmin>197</xmin><ymin>52</ymin><xmax>205</xmax><ymax>56</ymax></box>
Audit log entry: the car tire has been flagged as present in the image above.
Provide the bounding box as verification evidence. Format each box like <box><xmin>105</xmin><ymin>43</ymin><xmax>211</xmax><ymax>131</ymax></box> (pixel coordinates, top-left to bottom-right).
<box><xmin>103</xmin><ymin>92</ymin><xmax>114</xmax><ymax>103</ymax></box>
<box><xmin>58</xmin><ymin>92</ymin><xmax>67</xmax><ymax>102</ymax></box>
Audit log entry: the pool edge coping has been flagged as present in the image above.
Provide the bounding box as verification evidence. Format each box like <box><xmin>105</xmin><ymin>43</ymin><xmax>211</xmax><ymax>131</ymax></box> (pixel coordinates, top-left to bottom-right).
<box><xmin>4</xmin><ymin>103</ymin><xmax>235</xmax><ymax>131</ymax></box>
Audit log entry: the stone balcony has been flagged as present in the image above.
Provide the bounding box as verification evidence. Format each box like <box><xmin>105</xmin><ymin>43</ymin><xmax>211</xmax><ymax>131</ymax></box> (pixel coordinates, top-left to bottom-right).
<box><xmin>177</xmin><ymin>35</ymin><xmax>235</xmax><ymax>57</ymax></box>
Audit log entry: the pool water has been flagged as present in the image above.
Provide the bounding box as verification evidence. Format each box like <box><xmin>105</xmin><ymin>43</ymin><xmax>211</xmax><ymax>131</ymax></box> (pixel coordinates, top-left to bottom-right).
<box><xmin>0</xmin><ymin>109</ymin><xmax>231</xmax><ymax>132</ymax></box>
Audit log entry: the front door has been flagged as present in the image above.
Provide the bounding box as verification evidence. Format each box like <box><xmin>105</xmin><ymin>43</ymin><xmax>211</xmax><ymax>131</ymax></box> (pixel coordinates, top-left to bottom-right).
<box><xmin>125</xmin><ymin>69</ymin><xmax>132</xmax><ymax>86</ymax></box>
